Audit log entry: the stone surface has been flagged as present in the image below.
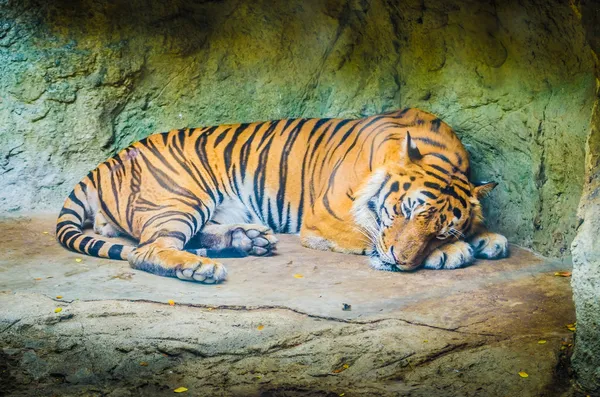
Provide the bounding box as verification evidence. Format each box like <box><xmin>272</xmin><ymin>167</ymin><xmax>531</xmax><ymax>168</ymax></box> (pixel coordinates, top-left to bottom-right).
<box><xmin>570</xmin><ymin>4</ymin><xmax>600</xmax><ymax>394</ymax></box>
<box><xmin>0</xmin><ymin>215</ymin><xmax>578</xmax><ymax>396</ymax></box>
<box><xmin>0</xmin><ymin>0</ymin><xmax>597</xmax><ymax>257</ymax></box>
<box><xmin>571</xmin><ymin>78</ymin><xmax>600</xmax><ymax>394</ymax></box>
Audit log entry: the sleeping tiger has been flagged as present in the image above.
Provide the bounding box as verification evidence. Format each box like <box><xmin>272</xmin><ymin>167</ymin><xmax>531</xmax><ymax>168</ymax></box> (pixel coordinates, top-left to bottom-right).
<box><xmin>56</xmin><ymin>108</ymin><xmax>508</xmax><ymax>283</ymax></box>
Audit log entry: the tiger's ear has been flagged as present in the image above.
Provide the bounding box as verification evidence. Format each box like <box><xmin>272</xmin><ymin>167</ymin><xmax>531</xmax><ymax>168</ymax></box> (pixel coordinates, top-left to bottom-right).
<box><xmin>401</xmin><ymin>132</ymin><xmax>422</xmax><ymax>164</ymax></box>
<box><xmin>472</xmin><ymin>181</ymin><xmax>497</xmax><ymax>199</ymax></box>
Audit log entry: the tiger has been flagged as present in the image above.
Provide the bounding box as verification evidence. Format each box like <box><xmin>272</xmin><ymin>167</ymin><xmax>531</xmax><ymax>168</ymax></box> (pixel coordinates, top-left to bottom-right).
<box><xmin>56</xmin><ymin>108</ymin><xmax>508</xmax><ymax>284</ymax></box>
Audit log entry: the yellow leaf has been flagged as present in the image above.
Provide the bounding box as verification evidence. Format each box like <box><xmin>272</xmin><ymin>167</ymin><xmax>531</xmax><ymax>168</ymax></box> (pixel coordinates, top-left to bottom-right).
<box><xmin>168</xmin><ymin>299</ymin><xmax>175</xmax><ymax>306</ymax></box>
<box><xmin>173</xmin><ymin>387</ymin><xmax>188</xmax><ymax>393</ymax></box>
<box><xmin>293</xmin><ymin>274</ymin><xmax>304</xmax><ymax>279</ymax></box>
<box><xmin>554</xmin><ymin>271</ymin><xmax>572</xmax><ymax>277</ymax></box>
<box><xmin>140</xmin><ymin>362</ymin><xmax>148</xmax><ymax>366</ymax></box>
<box><xmin>566</xmin><ymin>323</ymin><xmax>576</xmax><ymax>332</ymax></box>
<box><xmin>423</xmin><ymin>340</ymin><xmax>429</xmax><ymax>343</ymax></box>
<box><xmin>54</xmin><ymin>307</ymin><xmax>62</xmax><ymax>313</ymax></box>
<box><xmin>56</xmin><ymin>295</ymin><xmax>63</xmax><ymax>299</ymax></box>
<box><xmin>42</xmin><ymin>231</ymin><xmax>49</xmax><ymax>234</ymax></box>
<box><xmin>538</xmin><ymin>340</ymin><xmax>547</xmax><ymax>344</ymax></box>
<box><xmin>339</xmin><ymin>394</ymin><xmax>345</xmax><ymax>397</ymax></box>
<box><xmin>333</xmin><ymin>364</ymin><xmax>349</xmax><ymax>374</ymax></box>
<box><xmin>34</xmin><ymin>278</ymin><xmax>42</xmax><ymax>281</ymax></box>
<box><xmin>518</xmin><ymin>371</ymin><xmax>529</xmax><ymax>378</ymax></box>
<box><xmin>75</xmin><ymin>258</ymin><xmax>82</xmax><ymax>263</ymax></box>
<box><xmin>257</xmin><ymin>324</ymin><xmax>265</xmax><ymax>331</ymax></box>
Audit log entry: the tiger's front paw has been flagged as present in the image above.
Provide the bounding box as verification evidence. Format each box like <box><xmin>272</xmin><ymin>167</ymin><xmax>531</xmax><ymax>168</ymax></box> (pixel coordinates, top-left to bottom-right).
<box><xmin>469</xmin><ymin>232</ymin><xmax>509</xmax><ymax>259</ymax></box>
<box><xmin>175</xmin><ymin>257</ymin><xmax>228</xmax><ymax>284</ymax></box>
<box><xmin>129</xmin><ymin>248</ymin><xmax>228</xmax><ymax>284</ymax></box>
<box><xmin>423</xmin><ymin>241</ymin><xmax>475</xmax><ymax>270</ymax></box>
<box><xmin>231</xmin><ymin>224</ymin><xmax>278</xmax><ymax>256</ymax></box>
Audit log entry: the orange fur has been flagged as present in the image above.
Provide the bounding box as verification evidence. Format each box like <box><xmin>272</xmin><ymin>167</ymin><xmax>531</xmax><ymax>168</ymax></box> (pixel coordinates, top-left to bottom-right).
<box><xmin>56</xmin><ymin>108</ymin><xmax>507</xmax><ymax>282</ymax></box>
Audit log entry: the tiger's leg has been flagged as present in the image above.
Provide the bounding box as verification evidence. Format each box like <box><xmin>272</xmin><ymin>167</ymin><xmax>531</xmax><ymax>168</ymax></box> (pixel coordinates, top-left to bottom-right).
<box><xmin>422</xmin><ymin>241</ymin><xmax>476</xmax><ymax>270</ymax></box>
<box><xmin>128</xmin><ymin>218</ymin><xmax>227</xmax><ymax>284</ymax></box>
<box><xmin>186</xmin><ymin>223</ymin><xmax>278</xmax><ymax>257</ymax></box>
<box><xmin>468</xmin><ymin>231</ymin><xmax>509</xmax><ymax>259</ymax></box>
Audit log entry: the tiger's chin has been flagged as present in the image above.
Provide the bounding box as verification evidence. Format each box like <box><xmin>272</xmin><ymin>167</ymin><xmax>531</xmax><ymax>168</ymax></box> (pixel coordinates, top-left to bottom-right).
<box><xmin>369</xmin><ymin>254</ymin><xmax>424</xmax><ymax>272</ymax></box>
<box><xmin>369</xmin><ymin>255</ymin><xmax>401</xmax><ymax>272</ymax></box>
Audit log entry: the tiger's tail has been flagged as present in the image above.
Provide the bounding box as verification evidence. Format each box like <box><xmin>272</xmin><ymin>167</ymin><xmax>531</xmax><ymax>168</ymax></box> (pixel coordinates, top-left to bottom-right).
<box><xmin>56</xmin><ymin>181</ymin><xmax>134</xmax><ymax>261</ymax></box>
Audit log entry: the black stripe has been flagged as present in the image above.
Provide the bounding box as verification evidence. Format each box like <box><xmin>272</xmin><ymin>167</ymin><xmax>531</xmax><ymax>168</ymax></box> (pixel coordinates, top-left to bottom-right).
<box><xmin>61</xmin><ymin>230</ymin><xmax>80</xmax><ymax>249</ymax></box>
<box><xmin>420</xmin><ymin>190</ymin><xmax>438</xmax><ymax>199</ymax></box>
<box><xmin>224</xmin><ymin>123</ymin><xmax>250</xmax><ymax>171</ymax></box>
<box><xmin>321</xmin><ymin>159</ymin><xmax>345</xmax><ymax>222</ymax></box>
<box><xmin>429</xmin><ymin>164</ymin><xmax>451</xmax><ymax>176</ymax></box>
<box><xmin>424</xmin><ymin>181</ymin><xmax>442</xmax><ymax>191</ymax></box>
<box><xmin>58</xmin><ymin>208</ymin><xmax>83</xmax><ymax>223</ymax></box>
<box><xmin>68</xmin><ymin>191</ymin><xmax>85</xmax><ymax>209</ymax></box>
<box><xmin>414</xmin><ymin>137</ymin><xmax>447</xmax><ymax>149</ymax></box>
<box><xmin>277</xmin><ymin>119</ymin><xmax>308</xmax><ymax>230</ymax></box>
<box><xmin>429</xmin><ymin>152</ymin><xmax>457</xmax><ymax>168</ymax></box>
<box><xmin>57</xmin><ymin>225</ymin><xmax>78</xmax><ymax>240</ymax></box>
<box><xmin>56</xmin><ymin>220</ymin><xmax>80</xmax><ymax>231</ymax></box>
<box><xmin>108</xmin><ymin>244</ymin><xmax>124</xmax><ymax>259</ymax></box>
<box><xmin>240</xmin><ymin>124</ymin><xmax>261</xmax><ymax>178</ymax></box>
<box><xmin>425</xmin><ymin>170</ymin><xmax>447</xmax><ymax>183</ymax></box>
<box><xmin>214</xmin><ymin>128</ymin><xmax>230</xmax><ymax>147</ymax></box>
<box><xmin>88</xmin><ymin>240</ymin><xmax>106</xmax><ymax>256</ymax></box>
<box><xmin>78</xmin><ymin>236</ymin><xmax>93</xmax><ymax>253</ymax></box>
<box><xmin>145</xmin><ymin>139</ymin><xmax>180</xmax><ymax>174</ymax></box>
<box><xmin>382</xmin><ymin>181</ymin><xmax>400</xmax><ymax>203</ymax></box>
<box><xmin>325</xmin><ymin>119</ymin><xmax>353</xmax><ymax>145</ymax></box>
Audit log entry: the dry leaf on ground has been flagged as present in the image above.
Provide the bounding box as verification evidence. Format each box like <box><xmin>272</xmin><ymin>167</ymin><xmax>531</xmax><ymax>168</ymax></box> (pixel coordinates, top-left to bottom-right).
<box><xmin>333</xmin><ymin>364</ymin><xmax>350</xmax><ymax>373</ymax></box>
<box><xmin>54</xmin><ymin>308</ymin><xmax>62</xmax><ymax>313</ymax></box>
<box><xmin>554</xmin><ymin>271</ymin><xmax>572</xmax><ymax>277</ymax></box>
<box><xmin>173</xmin><ymin>387</ymin><xmax>188</xmax><ymax>393</ymax></box>
<box><xmin>168</xmin><ymin>299</ymin><xmax>175</xmax><ymax>306</ymax></box>
<box><xmin>518</xmin><ymin>371</ymin><xmax>529</xmax><ymax>378</ymax></box>
<box><xmin>293</xmin><ymin>274</ymin><xmax>304</xmax><ymax>279</ymax></box>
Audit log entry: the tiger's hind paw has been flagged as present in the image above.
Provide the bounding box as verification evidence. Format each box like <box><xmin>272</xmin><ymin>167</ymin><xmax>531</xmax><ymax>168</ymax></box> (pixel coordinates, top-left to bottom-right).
<box><xmin>469</xmin><ymin>232</ymin><xmax>509</xmax><ymax>259</ymax></box>
<box><xmin>230</xmin><ymin>225</ymin><xmax>278</xmax><ymax>256</ymax></box>
<box><xmin>423</xmin><ymin>241</ymin><xmax>475</xmax><ymax>270</ymax></box>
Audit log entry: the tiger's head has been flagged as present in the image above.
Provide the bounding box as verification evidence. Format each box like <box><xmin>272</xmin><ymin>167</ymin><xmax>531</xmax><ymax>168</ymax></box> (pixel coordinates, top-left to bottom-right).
<box><xmin>352</xmin><ymin>132</ymin><xmax>496</xmax><ymax>271</ymax></box>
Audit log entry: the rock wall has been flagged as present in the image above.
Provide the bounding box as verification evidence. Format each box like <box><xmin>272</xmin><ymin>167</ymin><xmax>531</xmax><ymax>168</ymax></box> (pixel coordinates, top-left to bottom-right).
<box><xmin>571</xmin><ymin>90</ymin><xmax>600</xmax><ymax>394</ymax></box>
<box><xmin>571</xmin><ymin>1</ymin><xmax>600</xmax><ymax>392</ymax></box>
<box><xmin>0</xmin><ymin>0</ymin><xmax>596</xmax><ymax>256</ymax></box>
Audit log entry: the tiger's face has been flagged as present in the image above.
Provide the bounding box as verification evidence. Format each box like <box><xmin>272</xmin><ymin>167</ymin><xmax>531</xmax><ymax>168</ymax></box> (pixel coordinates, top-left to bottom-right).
<box><xmin>352</xmin><ymin>133</ymin><xmax>496</xmax><ymax>271</ymax></box>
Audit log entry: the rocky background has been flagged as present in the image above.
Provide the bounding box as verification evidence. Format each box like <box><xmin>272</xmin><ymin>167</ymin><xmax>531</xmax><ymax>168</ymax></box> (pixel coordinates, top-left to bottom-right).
<box><xmin>1</xmin><ymin>0</ymin><xmax>599</xmax><ymax>392</ymax></box>
<box><xmin>0</xmin><ymin>0</ymin><xmax>596</xmax><ymax>257</ymax></box>
<box><xmin>571</xmin><ymin>1</ymin><xmax>600</xmax><ymax>391</ymax></box>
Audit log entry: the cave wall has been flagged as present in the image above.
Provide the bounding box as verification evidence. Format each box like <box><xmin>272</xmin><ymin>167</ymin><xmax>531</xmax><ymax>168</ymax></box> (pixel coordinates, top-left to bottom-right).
<box><xmin>0</xmin><ymin>0</ymin><xmax>596</xmax><ymax>257</ymax></box>
<box><xmin>571</xmin><ymin>0</ymin><xmax>600</xmax><ymax>393</ymax></box>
